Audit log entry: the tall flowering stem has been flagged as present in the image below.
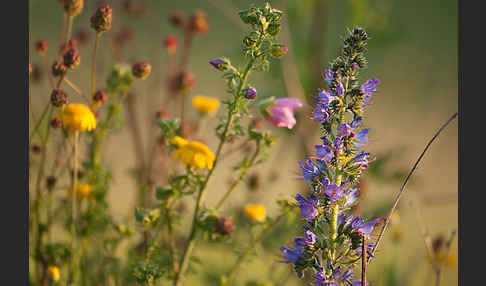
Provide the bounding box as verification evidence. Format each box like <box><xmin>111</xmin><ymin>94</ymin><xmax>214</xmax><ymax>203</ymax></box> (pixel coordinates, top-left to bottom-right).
<box><xmin>71</xmin><ymin>131</ymin><xmax>79</xmax><ymax>285</ymax></box>
<box><xmin>280</xmin><ymin>28</ymin><xmax>381</xmax><ymax>286</ymax></box>
<box><xmin>172</xmin><ymin>4</ymin><xmax>286</xmax><ymax>285</ymax></box>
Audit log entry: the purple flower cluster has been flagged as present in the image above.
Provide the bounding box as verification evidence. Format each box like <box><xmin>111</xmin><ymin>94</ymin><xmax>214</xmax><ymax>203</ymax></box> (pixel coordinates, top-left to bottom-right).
<box><xmin>280</xmin><ymin>229</ymin><xmax>317</xmax><ymax>264</ymax></box>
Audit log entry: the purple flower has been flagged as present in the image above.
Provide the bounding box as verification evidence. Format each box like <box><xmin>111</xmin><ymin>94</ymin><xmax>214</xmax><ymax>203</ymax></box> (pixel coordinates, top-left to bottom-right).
<box><xmin>337</xmin><ymin>123</ymin><xmax>352</xmax><ymax>137</ymax></box>
<box><xmin>361</xmin><ymin>78</ymin><xmax>380</xmax><ymax>104</ymax></box>
<box><xmin>334</xmin><ymin>138</ymin><xmax>343</xmax><ymax>152</ymax></box>
<box><xmin>324</xmin><ymin>184</ymin><xmax>344</xmax><ymax>202</ymax></box>
<box><xmin>313</xmin><ymin>107</ymin><xmax>329</xmax><ymax>123</ymax></box>
<box><xmin>350</xmin><ymin>151</ymin><xmax>370</xmax><ymax>167</ymax></box>
<box><xmin>350</xmin><ymin>116</ymin><xmax>362</xmax><ymax>128</ymax></box>
<box><xmin>344</xmin><ymin>188</ymin><xmax>359</xmax><ymax>208</ymax></box>
<box><xmin>295</xmin><ymin>194</ymin><xmax>319</xmax><ymax>221</ymax></box>
<box><xmin>266</xmin><ymin>98</ymin><xmax>303</xmax><ymax>129</ymax></box>
<box><xmin>352</xmin><ymin>281</ymin><xmax>368</xmax><ymax>286</ymax></box>
<box><xmin>245</xmin><ymin>87</ymin><xmax>257</xmax><ymax>99</ymax></box>
<box><xmin>338</xmin><ymin>213</ymin><xmax>353</xmax><ymax>227</ymax></box>
<box><xmin>294</xmin><ymin>230</ymin><xmax>317</xmax><ymax>248</ymax></box>
<box><xmin>335</xmin><ymin>82</ymin><xmax>344</xmax><ymax>96</ymax></box>
<box><xmin>315</xmin><ymin>145</ymin><xmax>334</xmax><ymax>162</ymax></box>
<box><xmin>280</xmin><ymin>246</ymin><xmax>302</xmax><ymax>263</ymax></box>
<box><xmin>315</xmin><ymin>89</ymin><xmax>335</xmax><ymax>107</ymax></box>
<box><xmin>298</xmin><ymin>159</ymin><xmax>320</xmax><ymax>180</ymax></box>
<box><xmin>321</xmin><ymin>176</ymin><xmax>330</xmax><ymax>187</ymax></box>
<box><xmin>323</xmin><ymin>69</ymin><xmax>335</xmax><ymax>85</ymax></box>
<box><xmin>209</xmin><ymin>59</ymin><xmax>224</xmax><ymax>69</ymax></box>
<box><xmin>351</xmin><ymin>216</ymin><xmax>381</xmax><ymax>237</ymax></box>
<box><xmin>354</xmin><ymin>128</ymin><xmax>369</xmax><ymax>149</ymax></box>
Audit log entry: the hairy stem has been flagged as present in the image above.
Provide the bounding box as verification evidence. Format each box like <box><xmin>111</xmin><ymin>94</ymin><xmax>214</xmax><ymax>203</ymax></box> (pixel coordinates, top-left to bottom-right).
<box><xmin>90</xmin><ymin>33</ymin><xmax>101</xmax><ymax>109</ymax></box>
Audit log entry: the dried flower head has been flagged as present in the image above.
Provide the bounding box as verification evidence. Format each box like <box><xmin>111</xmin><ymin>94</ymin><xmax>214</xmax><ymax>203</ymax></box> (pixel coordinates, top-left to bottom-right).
<box><xmin>164</xmin><ymin>34</ymin><xmax>178</xmax><ymax>54</ymax></box>
<box><xmin>50</xmin><ymin>88</ymin><xmax>68</xmax><ymax>107</ymax></box>
<box><xmin>59</xmin><ymin>39</ymin><xmax>78</xmax><ymax>54</ymax></box>
<box><xmin>169</xmin><ymin>10</ymin><xmax>184</xmax><ymax>28</ymax></box>
<box><xmin>64</xmin><ymin>0</ymin><xmax>84</xmax><ymax>17</ymax></box>
<box><xmin>50</xmin><ymin>117</ymin><xmax>62</xmax><ymax>128</ymax></box>
<box><xmin>215</xmin><ymin>217</ymin><xmax>235</xmax><ymax>235</ymax></box>
<box><xmin>90</xmin><ymin>4</ymin><xmax>112</xmax><ymax>33</ymax></box>
<box><xmin>189</xmin><ymin>11</ymin><xmax>209</xmax><ymax>34</ymax></box>
<box><xmin>63</xmin><ymin>48</ymin><xmax>81</xmax><ymax>69</ymax></box>
<box><xmin>51</xmin><ymin>60</ymin><xmax>67</xmax><ymax>77</ymax></box>
<box><xmin>92</xmin><ymin>90</ymin><xmax>108</xmax><ymax>108</ymax></box>
<box><xmin>132</xmin><ymin>61</ymin><xmax>151</xmax><ymax>79</ymax></box>
<box><xmin>35</xmin><ymin>40</ymin><xmax>48</xmax><ymax>53</ymax></box>
<box><xmin>59</xmin><ymin>103</ymin><xmax>97</xmax><ymax>133</ymax></box>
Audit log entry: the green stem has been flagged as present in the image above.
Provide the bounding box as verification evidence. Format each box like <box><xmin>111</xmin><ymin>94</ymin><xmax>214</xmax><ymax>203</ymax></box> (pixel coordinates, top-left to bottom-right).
<box><xmin>165</xmin><ymin>203</ymin><xmax>179</xmax><ymax>274</ymax></box>
<box><xmin>173</xmin><ymin>58</ymin><xmax>256</xmax><ymax>286</ymax></box>
<box><xmin>90</xmin><ymin>33</ymin><xmax>101</xmax><ymax>108</ymax></box>
<box><xmin>65</xmin><ymin>15</ymin><xmax>74</xmax><ymax>47</ymax></box>
<box><xmin>71</xmin><ymin>131</ymin><xmax>79</xmax><ymax>285</ymax></box>
<box><xmin>214</xmin><ymin>143</ymin><xmax>260</xmax><ymax>211</ymax></box>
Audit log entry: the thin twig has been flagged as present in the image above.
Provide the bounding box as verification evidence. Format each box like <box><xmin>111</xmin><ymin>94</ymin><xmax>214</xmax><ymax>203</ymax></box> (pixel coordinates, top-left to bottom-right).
<box><xmin>361</xmin><ymin>236</ymin><xmax>367</xmax><ymax>286</ymax></box>
<box><xmin>63</xmin><ymin>77</ymin><xmax>87</xmax><ymax>101</ymax></box>
<box><xmin>367</xmin><ymin>112</ymin><xmax>458</xmax><ymax>265</ymax></box>
<box><xmin>410</xmin><ymin>201</ymin><xmax>439</xmax><ymax>272</ymax></box>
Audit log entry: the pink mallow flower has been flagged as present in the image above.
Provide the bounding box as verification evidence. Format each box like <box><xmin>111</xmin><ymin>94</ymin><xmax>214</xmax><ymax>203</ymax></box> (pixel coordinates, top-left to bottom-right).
<box><xmin>260</xmin><ymin>97</ymin><xmax>303</xmax><ymax>129</ymax></box>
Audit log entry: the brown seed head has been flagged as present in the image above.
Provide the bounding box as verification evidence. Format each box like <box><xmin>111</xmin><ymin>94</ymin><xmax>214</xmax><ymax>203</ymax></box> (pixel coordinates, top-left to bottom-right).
<box><xmin>64</xmin><ymin>0</ymin><xmax>84</xmax><ymax>17</ymax></box>
<box><xmin>189</xmin><ymin>11</ymin><xmax>209</xmax><ymax>34</ymax></box>
<box><xmin>90</xmin><ymin>4</ymin><xmax>112</xmax><ymax>33</ymax></box>
<box><xmin>50</xmin><ymin>89</ymin><xmax>68</xmax><ymax>107</ymax></box>
<box><xmin>63</xmin><ymin>48</ymin><xmax>81</xmax><ymax>69</ymax></box>
<box><xmin>132</xmin><ymin>61</ymin><xmax>151</xmax><ymax>79</ymax></box>
<box><xmin>36</xmin><ymin>40</ymin><xmax>48</xmax><ymax>53</ymax></box>
<box><xmin>51</xmin><ymin>61</ymin><xmax>67</xmax><ymax>77</ymax></box>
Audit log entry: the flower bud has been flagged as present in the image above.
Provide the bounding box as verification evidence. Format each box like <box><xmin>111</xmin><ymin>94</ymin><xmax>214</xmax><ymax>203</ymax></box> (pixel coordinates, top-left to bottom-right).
<box><xmin>215</xmin><ymin>217</ymin><xmax>234</xmax><ymax>235</ymax></box>
<box><xmin>52</xmin><ymin>60</ymin><xmax>67</xmax><ymax>77</ymax></box>
<box><xmin>155</xmin><ymin>108</ymin><xmax>170</xmax><ymax>120</ymax></box>
<box><xmin>50</xmin><ymin>88</ymin><xmax>68</xmax><ymax>107</ymax></box>
<box><xmin>36</xmin><ymin>40</ymin><xmax>48</xmax><ymax>53</ymax></box>
<box><xmin>63</xmin><ymin>48</ymin><xmax>81</xmax><ymax>69</ymax></box>
<box><xmin>50</xmin><ymin>117</ymin><xmax>62</xmax><ymax>128</ymax></box>
<box><xmin>189</xmin><ymin>11</ymin><xmax>209</xmax><ymax>34</ymax></box>
<box><xmin>64</xmin><ymin>0</ymin><xmax>84</xmax><ymax>17</ymax></box>
<box><xmin>59</xmin><ymin>39</ymin><xmax>78</xmax><ymax>54</ymax></box>
<box><xmin>164</xmin><ymin>34</ymin><xmax>178</xmax><ymax>54</ymax></box>
<box><xmin>92</xmin><ymin>90</ymin><xmax>108</xmax><ymax>106</ymax></box>
<box><xmin>208</xmin><ymin>58</ymin><xmax>230</xmax><ymax>71</ymax></box>
<box><xmin>132</xmin><ymin>61</ymin><xmax>151</xmax><ymax>79</ymax></box>
<box><xmin>170</xmin><ymin>71</ymin><xmax>196</xmax><ymax>92</ymax></box>
<box><xmin>270</xmin><ymin>44</ymin><xmax>288</xmax><ymax>58</ymax></box>
<box><xmin>245</xmin><ymin>87</ymin><xmax>257</xmax><ymax>99</ymax></box>
<box><xmin>90</xmin><ymin>4</ymin><xmax>112</xmax><ymax>33</ymax></box>
<box><xmin>169</xmin><ymin>10</ymin><xmax>184</xmax><ymax>28</ymax></box>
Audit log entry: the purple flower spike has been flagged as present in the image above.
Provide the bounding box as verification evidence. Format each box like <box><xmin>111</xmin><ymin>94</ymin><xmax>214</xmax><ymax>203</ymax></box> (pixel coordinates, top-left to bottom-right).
<box><xmin>361</xmin><ymin>78</ymin><xmax>380</xmax><ymax>104</ymax></box>
<box><xmin>354</xmin><ymin>128</ymin><xmax>370</xmax><ymax>149</ymax></box>
<box><xmin>314</xmin><ymin>89</ymin><xmax>334</xmax><ymax>107</ymax></box>
<box><xmin>299</xmin><ymin>202</ymin><xmax>318</xmax><ymax>221</ymax></box>
<box><xmin>245</xmin><ymin>87</ymin><xmax>257</xmax><ymax>99</ymax></box>
<box><xmin>323</xmin><ymin>69</ymin><xmax>335</xmax><ymax>85</ymax></box>
<box><xmin>337</xmin><ymin>123</ymin><xmax>352</xmax><ymax>137</ymax></box>
<box><xmin>325</xmin><ymin>184</ymin><xmax>344</xmax><ymax>202</ymax></box>
<box><xmin>351</xmin><ymin>216</ymin><xmax>381</xmax><ymax>237</ymax></box>
<box><xmin>313</xmin><ymin>107</ymin><xmax>329</xmax><ymax>123</ymax></box>
<box><xmin>315</xmin><ymin>145</ymin><xmax>334</xmax><ymax>162</ymax></box>
<box><xmin>209</xmin><ymin>59</ymin><xmax>224</xmax><ymax>69</ymax></box>
<box><xmin>266</xmin><ymin>98</ymin><xmax>303</xmax><ymax>129</ymax></box>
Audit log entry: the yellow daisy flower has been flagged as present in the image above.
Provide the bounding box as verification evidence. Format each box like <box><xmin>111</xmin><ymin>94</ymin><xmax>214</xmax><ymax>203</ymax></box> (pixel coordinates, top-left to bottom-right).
<box><xmin>47</xmin><ymin>265</ymin><xmax>60</xmax><ymax>282</ymax></box>
<box><xmin>172</xmin><ymin>136</ymin><xmax>215</xmax><ymax>169</ymax></box>
<box><xmin>59</xmin><ymin>103</ymin><xmax>97</xmax><ymax>133</ymax></box>
<box><xmin>192</xmin><ymin>95</ymin><xmax>220</xmax><ymax>114</ymax></box>
<box><xmin>244</xmin><ymin>204</ymin><xmax>266</xmax><ymax>222</ymax></box>
<box><xmin>68</xmin><ymin>183</ymin><xmax>93</xmax><ymax>200</ymax></box>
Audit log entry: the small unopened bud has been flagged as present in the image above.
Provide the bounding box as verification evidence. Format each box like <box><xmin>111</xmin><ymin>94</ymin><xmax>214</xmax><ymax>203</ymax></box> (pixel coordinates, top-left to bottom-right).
<box><xmin>64</xmin><ymin>0</ymin><xmax>84</xmax><ymax>17</ymax></box>
<box><xmin>215</xmin><ymin>217</ymin><xmax>234</xmax><ymax>235</ymax></box>
<box><xmin>132</xmin><ymin>61</ymin><xmax>151</xmax><ymax>79</ymax></box>
<box><xmin>155</xmin><ymin>108</ymin><xmax>170</xmax><ymax>120</ymax></box>
<box><xmin>92</xmin><ymin>90</ymin><xmax>108</xmax><ymax>107</ymax></box>
<box><xmin>164</xmin><ymin>34</ymin><xmax>178</xmax><ymax>54</ymax></box>
<box><xmin>36</xmin><ymin>40</ymin><xmax>48</xmax><ymax>53</ymax></box>
<box><xmin>189</xmin><ymin>11</ymin><xmax>209</xmax><ymax>34</ymax></box>
<box><xmin>50</xmin><ymin>89</ymin><xmax>68</xmax><ymax>107</ymax></box>
<box><xmin>208</xmin><ymin>58</ymin><xmax>230</xmax><ymax>71</ymax></box>
<box><xmin>270</xmin><ymin>44</ymin><xmax>288</xmax><ymax>58</ymax></box>
<box><xmin>90</xmin><ymin>5</ymin><xmax>112</xmax><ymax>33</ymax></box>
<box><xmin>63</xmin><ymin>48</ymin><xmax>81</xmax><ymax>69</ymax></box>
<box><xmin>50</xmin><ymin>117</ymin><xmax>62</xmax><ymax>128</ymax></box>
<box><xmin>169</xmin><ymin>10</ymin><xmax>184</xmax><ymax>28</ymax></box>
<box><xmin>245</xmin><ymin>87</ymin><xmax>257</xmax><ymax>99</ymax></box>
<box><xmin>51</xmin><ymin>61</ymin><xmax>67</xmax><ymax>77</ymax></box>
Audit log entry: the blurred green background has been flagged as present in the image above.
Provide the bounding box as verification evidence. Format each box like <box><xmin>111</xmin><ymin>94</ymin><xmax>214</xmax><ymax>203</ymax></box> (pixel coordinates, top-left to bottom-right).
<box><xmin>29</xmin><ymin>0</ymin><xmax>457</xmax><ymax>285</ymax></box>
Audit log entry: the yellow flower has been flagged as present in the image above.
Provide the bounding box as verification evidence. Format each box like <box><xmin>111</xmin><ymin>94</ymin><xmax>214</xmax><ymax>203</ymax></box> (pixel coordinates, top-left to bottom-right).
<box><xmin>47</xmin><ymin>265</ymin><xmax>60</xmax><ymax>282</ymax></box>
<box><xmin>192</xmin><ymin>95</ymin><xmax>220</xmax><ymax>114</ymax></box>
<box><xmin>59</xmin><ymin>103</ymin><xmax>97</xmax><ymax>133</ymax></box>
<box><xmin>244</xmin><ymin>204</ymin><xmax>266</xmax><ymax>222</ymax></box>
<box><xmin>68</xmin><ymin>183</ymin><xmax>93</xmax><ymax>199</ymax></box>
<box><xmin>172</xmin><ymin>136</ymin><xmax>215</xmax><ymax>169</ymax></box>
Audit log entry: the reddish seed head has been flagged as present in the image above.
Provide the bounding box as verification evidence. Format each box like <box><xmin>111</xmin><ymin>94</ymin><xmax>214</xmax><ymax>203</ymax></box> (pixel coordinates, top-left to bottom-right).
<box><xmin>169</xmin><ymin>10</ymin><xmax>184</xmax><ymax>28</ymax></box>
<box><xmin>90</xmin><ymin>4</ymin><xmax>112</xmax><ymax>33</ymax></box>
<box><xmin>132</xmin><ymin>61</ymin><xmax>151</xmax><ymax>79</ymax></box>
<box><xmin>92</xmin><ymin>90</ymin><xmax>108</xmax><ymax>105</ymax></box>
<box><xmin>164</xmin><ymin>34</ymin><xmax>178</xmax><ymax>54</ymax></box>
<box><xmin>51</xmin><ymin>60</ymin><xmax>67</xmax><ymax>77</ymax></box>
<box><xmin>215</xmin><ymin>217</ymin><xmax>234</xmax><ymax>235</ymax></box>
<box><xmin>63</xmin><ymin>48</ymin><xmax>81</xmax><ymax>69</ymax></box>
<box><xmin>189</xmin><ymin>11</ymin><xmax>209</xmax><ymax>34</ymax></box>
<box><xmin>64</xmin><ymin>0</ymin><xmax>84</xmax><ymax>17</ymax></box>
<box><xmin>59</xmin><ymin>39</ymin><xmax>78</xmax><ymax>54</ymax></box>
<box><xmin>251</xmin><ymin>119</ymin><xmax>264</xmax><ymax>129</ymax></box>
<box><xmin>169</xmin><ymin>71</ymin><xmax>196</xmax><ymax>92</ymax></box>
<box><xmin>36</xmin><ymin>40</ymin><xmax>48</xmax><ymax>53</ymax></box>
<box><xmin>155</xmin><ymin>108</ymin><xmax>170</xmax><ymax>120</ymax></box>
<box><xmin>50</xmin><ymin>88</ymin><xmax>68</xmax><ymax>107</ymax></box>
<box><xmin>50</xmin><ymin>117</ymin><xmax>62</xmax><ymax>128</ymax></box>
